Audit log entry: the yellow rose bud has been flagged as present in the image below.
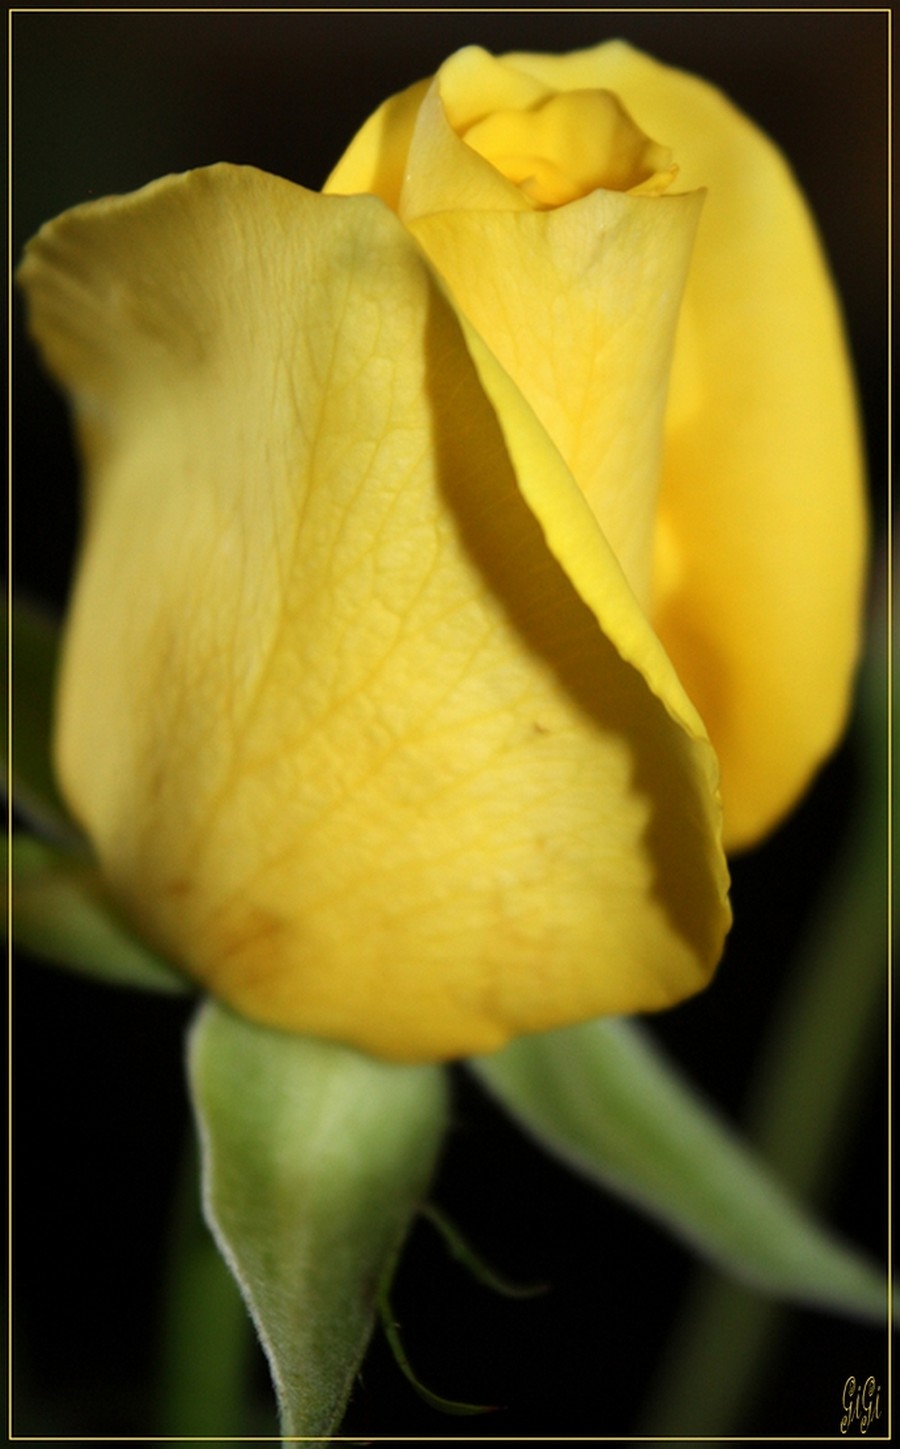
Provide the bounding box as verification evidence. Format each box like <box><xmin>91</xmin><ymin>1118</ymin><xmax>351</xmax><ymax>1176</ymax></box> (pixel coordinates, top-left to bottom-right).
<box><xmin>18</xmin><ymin>42</ymin><xmax>864</xmax><ymax>1061</ymax></box>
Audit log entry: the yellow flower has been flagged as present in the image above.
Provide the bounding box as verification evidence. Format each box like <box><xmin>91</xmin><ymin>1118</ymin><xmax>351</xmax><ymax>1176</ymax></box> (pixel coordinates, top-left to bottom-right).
<box><xmin>18</xmin><ymin>42</ymin><xmax>864</xmax><ymax>1061</ymax></box>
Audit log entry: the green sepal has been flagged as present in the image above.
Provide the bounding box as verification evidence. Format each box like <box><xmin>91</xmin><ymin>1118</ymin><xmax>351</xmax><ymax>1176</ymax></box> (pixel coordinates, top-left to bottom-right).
<box><xmin>377</xmin><ymin>1272</ymin><xmax>498</xmax><ymax>1418</ymax></box>
<box><xmin>188</xmin><ymin>1001</ymin><xmax>449</xmax><ymax>1441</ymax></box>
<box><xmin>7</xmin><ymin>832</ymin><xmax>190</xmax><ymax>995</ymax></box>
<box><xmin>2</xmin><ymin>594</ymin><xmax>81</xmax><ymax>845</ymax></box>
<box><xmin>471</xmin><ymin>1017</ymin><xmax>887</xmax><ymax>1321</ymax></box>
<box><xmin>421</xmin><ymin>1203</ymin><xmax>547</xmax><ymax>1299</ymax></box>
<box><xmin>374</xmin><ymin>1202</ymin><xmax>530</xmax><ymax>1418</ymax></box>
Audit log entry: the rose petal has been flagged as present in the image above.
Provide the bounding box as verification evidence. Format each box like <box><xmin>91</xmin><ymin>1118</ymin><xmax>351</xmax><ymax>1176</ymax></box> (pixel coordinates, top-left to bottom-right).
<box><xmin>20</xmin><ymin>164</ymin><xmax>729</xmax><ymax>1060</ymax></box>
<box><xmin>502</xmin><ymin>41</ymin><xmax>867</xmax><ymax>848</ymax></box>
<box><xmin>324</xmin><ymin>50</ymin><xmax>545</xmax><ymax>215</ymax></box>
<box><xmin>409</xmin><ymin>185</ymin><xmax>704</xmax><ymax>609</ymax></box>
<box><xmin>322</xmin><ymin>77</ymin><xmax>430</xmax><ymax>210</ymax></box>
<box><xmin>335</xmin><ymin>42</ymin><xmax>706</xmax><ymax>609</ymax></box>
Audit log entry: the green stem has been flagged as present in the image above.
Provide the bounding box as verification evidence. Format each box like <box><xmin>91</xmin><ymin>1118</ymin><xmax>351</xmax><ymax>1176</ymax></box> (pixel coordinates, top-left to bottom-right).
<box><xmin>640</xmin><ymin>599</ymin><xmax>889</xmax><ymax>1437</ymax></box>
<box><xmin>157</xmin><ymin>1135</ymin><xmax>257</xmax><ymax>1440</ymax></box>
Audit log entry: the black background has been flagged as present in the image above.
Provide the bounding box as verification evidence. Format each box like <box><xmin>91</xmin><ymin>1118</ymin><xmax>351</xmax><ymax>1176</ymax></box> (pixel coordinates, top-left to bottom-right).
<box><xmin>11</xmin><ymin>8</ymin><xmax>890</xmax><ymax>1442</ymax></box>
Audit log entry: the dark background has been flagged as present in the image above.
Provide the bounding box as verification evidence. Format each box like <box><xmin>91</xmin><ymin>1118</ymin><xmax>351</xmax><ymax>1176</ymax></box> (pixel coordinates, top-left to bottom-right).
<box><xmin>11</xmin><ymin>8</ymin><xmax>890</xmax><ymax>1442</ymax></box>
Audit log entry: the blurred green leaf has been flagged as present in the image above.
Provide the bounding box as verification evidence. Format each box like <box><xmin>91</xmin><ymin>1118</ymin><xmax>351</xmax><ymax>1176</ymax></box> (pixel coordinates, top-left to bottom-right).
<box><xmin>188</xmin><ymin>1002</ymin><xmax>449</xmax><ymax>1441</ymax></box>
<box><xmin>1</xmin><ymin>594</ymin><xmax>81</xmax><ymax>844</ymax></box>
<box><xmin>640</xmin><ymin>582</ymin><xmax>891</xmax><ymax>1435</ymax></box>
<box><xmin>471</xmin><ymin>1016</ymin><xmax>886</xmax><ymax>1321</ymax></box>
<box><xmin>7</xmin><ymin>832</ymin><xmax>190</xmax><ymax>994</ymax></box>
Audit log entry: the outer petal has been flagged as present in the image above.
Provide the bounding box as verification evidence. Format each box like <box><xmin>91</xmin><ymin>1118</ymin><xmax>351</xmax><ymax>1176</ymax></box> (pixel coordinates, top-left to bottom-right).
<box><xmin>504</xmin><ymin>41</ymin><xmax>867</xmax><ymax>848</ymax></box>
<box><xmin>20</xmin><ymin>165</ymin><xmax>729</xmax><ymax>1061</ymax></box>
<box><xmin>409</xmin><ymin>188</ymin><xmax>705</xmax><ymax>608</ymax></box>
<box><xmin>322</xmin><ymin>77</ymin><xmax>430</xmax><ymax>210</ymax></box>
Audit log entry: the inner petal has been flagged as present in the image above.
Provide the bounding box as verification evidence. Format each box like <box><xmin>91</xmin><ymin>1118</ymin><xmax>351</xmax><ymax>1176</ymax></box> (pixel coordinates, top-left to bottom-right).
<box><xmin>461</xmin><ymin>89</ymin><xmax>675</xmax><ymax>207</ymax></box>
